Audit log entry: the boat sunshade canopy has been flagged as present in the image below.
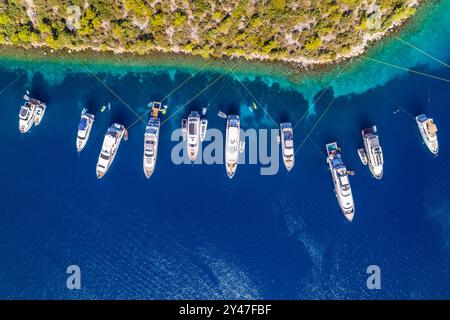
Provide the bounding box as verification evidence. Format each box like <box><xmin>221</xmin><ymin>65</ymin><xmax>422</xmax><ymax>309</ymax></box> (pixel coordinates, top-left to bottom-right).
<box><xmin>19</xmin><ymin>107</ymin><xmax>29</xmax><ymax>117</ymax></box>
<box><xmin>284</xmin><ymin>131</ymin><xmax>293</xmax><ymax>140</ymax></box>
<box><xmin>188</xmin><ymin>123</ymin><xmax>196</xmax><ymax>135</ymax></box>
<box><xmin>78</xmin><ymin>118</ymin><xmax>87</xmax><ymax>130</ymax></box>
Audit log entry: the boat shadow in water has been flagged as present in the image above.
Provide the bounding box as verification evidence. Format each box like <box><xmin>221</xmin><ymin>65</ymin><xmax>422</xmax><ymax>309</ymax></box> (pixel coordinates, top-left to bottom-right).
<box><xmin>278</xmin><ymin>109</ymin><xmax>291</xmax><ymax>124</ymax></box>
<box><xmin>225</xmin><ymin>102</ymin><xmax>240</xmax><ymax>116</ymax></box>
<box><xmin>413</xmin><ymin>101</ymin><xmax>429</xmax><ymax>116</ymax></box>
<box><xmin>110</xmin><ymin>105</ymin><xmax>132</xmax><ymax>128</ymax></box>
<box><xmin>304</xmin><ymin>88</ymin><xmax>336</xmax><ymax>142</ymax></box>
<box><xmin>84</xmin><ymin>96</ymin><xmax>102</xmax><ymax>116</ymax></box>
<box><xmin>276</xmin><ymin>87</ymin><xmax>309</xmax><ymax>124</ymax></box>
<box><xmin>28</xmin><ymin>72</ymin><xmax>51</xmax><ymax>104</ymax></box>
<box><xmin>183</xmin><ymin>99</ymin><xmax>205</xmax><ymax>116</ymax></box>
<box><xmin>356</xmin><ymin>114</ymin><xmax>372</xmax><ymax>131</ymax></box>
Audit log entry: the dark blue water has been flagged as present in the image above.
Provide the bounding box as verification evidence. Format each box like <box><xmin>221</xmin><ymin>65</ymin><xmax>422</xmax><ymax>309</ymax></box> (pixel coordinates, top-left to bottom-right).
<box><xmin>1</xmin><ymin>55</ymin><xmax>450</xmax><ymax>299</ymax></box>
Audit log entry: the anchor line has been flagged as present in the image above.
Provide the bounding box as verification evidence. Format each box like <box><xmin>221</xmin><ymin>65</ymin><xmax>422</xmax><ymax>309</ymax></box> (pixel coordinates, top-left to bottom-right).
<box><xmin>0</xmin><ymin>71</ymin><xmax>27</xmax><ymax>96</ymax></box>
<box><xmin>361</xmin><ymin>56</ymin><xmax>450</xmax><ymax>83</ymax></box>
<box><xmin>294</xmin><ymin>95</ymin><xmax>337</xmax><ymax>156</ymax></box>
<box><xmin>207</xmin><ymin>78</ymin><xmax>228</xmax><ymax>106</ymax></box>
<box><xmin>160</xmin><ymin>60</ymin><xmax>213</xmax><ymax>103</ymax></box>
<box><xmin>342</xmin><ymin>99</ymin><xmax>349</xmax><ymax>150</ymax></box>
<box><xmin>292</xmin><ymin>65</ymin><xmax>346</xmax><ymax>131</ymax></box>
<box><xmin>379</xmin><ymin>90</ymin><xmax>416</xmax><ymax>120</ymax></box>
<box><xmin>396</xmin><ymin>36</ymin><xmax>450</xmax><ymax>68</ymax></box>
<box><xmin>127</xmin><ymin>61</ymin><xmax>241</xmax><ymax>130</ymax></box>
<box><xmin>67</xmin><ymin>54</ymin><xmax>144</xmax><ymax>123</ymax></box>
<box><xmin>125</xmin><ymin>60</ymin><xmax>215</xmax><ymax>130</ymax></box>
<box><xmin>159</xmin><ymin>61</ymin><xmax>242</xmax><ymax>127</ymax></box>
<box><xmin>231</xmin><ymin>70</ymin><xmax>279</xmax><ymax>129</ymax></box>
<box><xmin>308</xmin><ymin>137</ymin><xmax>326</xmax><ymax>160</ymax></box>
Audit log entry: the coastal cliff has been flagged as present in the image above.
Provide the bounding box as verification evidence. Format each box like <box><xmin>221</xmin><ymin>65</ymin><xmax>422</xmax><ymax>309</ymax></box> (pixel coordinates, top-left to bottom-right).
<box><xmin>0</xmin><ymin>0</ymin><xmax>422</xmax><ymax>66</ymax></box>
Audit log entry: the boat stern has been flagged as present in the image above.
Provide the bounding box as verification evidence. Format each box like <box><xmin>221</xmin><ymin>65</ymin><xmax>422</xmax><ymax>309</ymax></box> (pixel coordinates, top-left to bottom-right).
<box><xmin>226</xmin><ymin>163</ymin><xmax>237</xmax><ymax>179</ymax></box>
<box><xmin>76</xmin><ymin>139</ymin><xmax>85</xmax><ymax>152</ymax></box>
<box><xmin>18</xmin><ymin>125</ymin><xmax>27</xmax><ymax>133</ymax></box>
<box><xmin>144</xmin><ymin>168</ymin><xmax>154</xmax><ymax>179</ymax></box>
<box><xmin>96</xmin><ymin>169</ymin><xmax>105</xmax><ymax>179</ymax></box>
<box><xmin>188</xmin><ymin>149</ymin><xmax>199</xmax><ymax>162</ymax></box>
<box><xmin>372</xmin><ymin>168</ymin><xmax>383</xmax><ymax>180</ymax></box>
<box><xmin>345</xmin><ymin>210</ymin><xmax>355</xmax><ymax>222</ymax></box>
<box><xmin>19</xmin><ymin>120</ymin><xmax>31</xmax><ymax>133</ymax></box>
<box><xmin>284</xmin><ymin>159</ymin><xmax>294</xmax><ymax>171</ymax></box>
<box><xmin>431</xmin><ymin>144</ymin><xmax>439</xmax><ymax>155</ymax></box>
<box><xmin>143</xmin><ymin>160</ymin><xmax>155</xmax><ymax>178</ymax></box>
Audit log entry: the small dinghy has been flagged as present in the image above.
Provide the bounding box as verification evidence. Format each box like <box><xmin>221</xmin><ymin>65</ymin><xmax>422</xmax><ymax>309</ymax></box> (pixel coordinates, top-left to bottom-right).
<box><xmin>181</xmin><ymin>118</ymin><xmax>187</xmax><ymax>141</ymax></box>
<box><xmin>358</xmin><ymin>148</ymin><xmax>368</xmax><ymax>165</ymax></box>
<box><xmin>200</xmin><ymin>118</ymin><xmax>208</xmax><ymax>142</ymax></box>
<box><xmin>217</xmin><ymin>111</ymin><xmax>227</xmax><ymax>119</ymax></box>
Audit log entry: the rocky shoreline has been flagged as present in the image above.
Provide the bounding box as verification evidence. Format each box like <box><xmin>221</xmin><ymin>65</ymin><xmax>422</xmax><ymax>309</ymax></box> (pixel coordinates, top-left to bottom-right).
<box><xmin>0</xmin><ymin>0</ymin><xmax>431</xmax><ymax>83</ymax></box>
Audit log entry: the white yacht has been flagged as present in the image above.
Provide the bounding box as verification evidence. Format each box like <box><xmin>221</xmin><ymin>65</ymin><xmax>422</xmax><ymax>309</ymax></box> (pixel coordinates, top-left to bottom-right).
<box><xmin>187</xmin><ymin>111</ymin><xmax>201</xmax><ymax>162</ymax></box>
<box><xmin>326</xmin><ymin>142</ymin><xmax>355</xmax><ymax>222</ymax></box>
<box><xmin>143</xmin><ymin>102</ymin><xmax>162</xmax><ymax>178</ymax></box>
<box><xmin>357</xmin><ymin>148</ymin><xmax>368</xmax><ymax>166</ymax></box>
<box><xmin>362</xmin><ymin>127</ymin><xmax>384</xmax><ymax>179</ymax></box>
<box><xmin>200</xmin><ymin>118</ymin><xmax>208</xmax><ymax>142</ymax></box>
<box><xmin>18</xmin><ymin>100</ymin><xmax>36</xmax><ymax>133</ymax></box>
<box><xmin>76</xmin><ymin>108</ymin><xmax>95</xmax><ymax>152</ymax></box>
<box><xmin>280</xmin><ymin>122</ymin><xmax>295</xmax><ymax>171</ymax></box>
<box><xmin>225</xmin><ymin>115</ymin><xmax>240</xmax><ymax>179</ymax></box>
<box><xmin>33</xmin><ymin>99</ymin><xmax>47</xmax><ymax>126</ymax></box>
<box><xmin>416</xmin><ymin>114</ymin><xmax>438</xmax><ymax>155</ymax></box>
<box><xmin>96</xmin><ymin>123</ymin><xmax>126</xmax><ymax>179</ymax></box>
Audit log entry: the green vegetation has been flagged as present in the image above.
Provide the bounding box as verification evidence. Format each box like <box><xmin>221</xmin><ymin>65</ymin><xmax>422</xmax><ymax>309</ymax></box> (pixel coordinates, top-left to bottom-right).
<box><xmin>0</xmin><ymin>0</ymin><xmax>421</xmax><ymax>64</ymax></box>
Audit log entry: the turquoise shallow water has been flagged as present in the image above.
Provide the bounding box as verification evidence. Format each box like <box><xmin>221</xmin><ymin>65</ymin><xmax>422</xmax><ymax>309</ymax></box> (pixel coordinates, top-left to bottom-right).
<box><xmin>0</xmin><ymin>1</ymin><xmax>450</xmax><ymax>299</ymax></box>
<box><xmin>1</xmin><ymin>1</ymin><xmax>449</xmax><ymax>106</ymax></box>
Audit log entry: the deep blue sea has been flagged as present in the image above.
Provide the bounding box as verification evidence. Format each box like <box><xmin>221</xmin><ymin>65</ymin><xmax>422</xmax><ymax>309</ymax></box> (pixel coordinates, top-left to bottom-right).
<box><xmin>1</xmin><ymin>2</ymin><xmax>450</xmax><ymax>299</ymax></box>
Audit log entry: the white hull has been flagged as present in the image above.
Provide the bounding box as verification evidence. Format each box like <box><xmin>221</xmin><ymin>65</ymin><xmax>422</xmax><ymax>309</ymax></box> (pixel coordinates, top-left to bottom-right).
<box><xmin>280</xmin><ymin>123</ymin><xmax>295</xmax><ymax>171</ymax></box>
<box><xmin>358</xmin><ymin>148</ymin><xmax>368</xmax><ymax>165</ymax></box>
<box><xmin>143</xmin><ymin>129</ymin><xmax>159</xmax><ymax>179</ymax></box>
<box><xmin>187</xmin><ymin>111</ymin><xmax>200</xmax><ymax>162</ymax></box>
<box><xmin>33</xmin><ymin>104</ymin><xmax>46</xmax><ymax>126</ymax></box>
<box><xmin>326</xmin><ymin>143</ymin><xmax>355</xmax><ymax>221</ymax></box>
<box><xmin>18</xmin><ymin>101</ymin><xmax>37</xmax><ymax>133</ymax></box>
<box><xmin>200</xmin><ymin>119</ymin><xmax>208</xmax><ymax>142</ymax></box>
<box><xmin>76</xmin><ymin>128</ymin><xmax>93</xmax><ymax>152</ymax></box>
<box><xmin>188</xmin><ymin>147</ymin><xmax>199</xmax><ymax>162</ymax></box>
<box><xmin>76</xmin><ymin>111</ymin><xmax>95</xmax><ymax>152</ymax></box>
<box><xmin>362</xmin><ymin>128</ymin><xmax>383</xmax><ymax>179</ymax></box>
<box><xmin>19</xmin><ymin>118</ymin><xmax>34</xmax><ymax>133</ymax></box>
<box><xmin>143</xmin><ymin>102</ymin><xmax>162</xmax><ymax>178</ymax></box>
<box><xmin>225</xmin><ymin>115</ymin><xmax>240</xmax><ymax>179</ymax></box>
<box><xmin>282</xmin><ymin>156</ymin><xmax>294</xmax><ymax>171</ymax></box>
<box><xmin>143</xmin><ymin>159</ymin><xmax>157</xmax><ymax>178</ymax></box>
<box><xmin>96</xmin><ymin>124</ymin><xmax>125</xmax><ymax>179</ymax></box>
<box><xmin>416</xmin><ymin>115</ymin><xmax>438</xmax><ymax>155</ymax></box>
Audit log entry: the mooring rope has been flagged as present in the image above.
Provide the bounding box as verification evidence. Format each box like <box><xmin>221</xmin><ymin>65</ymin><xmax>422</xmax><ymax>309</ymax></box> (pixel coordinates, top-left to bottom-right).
<box><xmin>396</xmin><ymin>36</ymin><xmax>450</xmax><ymax>68</ymax></box>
